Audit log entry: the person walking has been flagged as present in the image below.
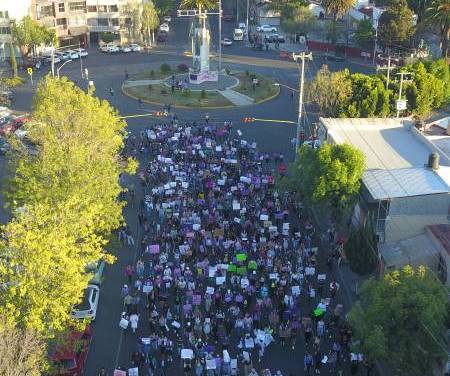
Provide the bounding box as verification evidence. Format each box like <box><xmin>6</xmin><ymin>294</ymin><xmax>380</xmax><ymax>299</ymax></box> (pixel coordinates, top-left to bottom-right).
<box><xmin>125</xmin><ymin>264</ymin><xmax>134</xmax><ymax>285</ymax></box>
<box><xmin>130</xmin><ymin>313</ymin><xmax>139</xmax><ymax>333</ymax></box>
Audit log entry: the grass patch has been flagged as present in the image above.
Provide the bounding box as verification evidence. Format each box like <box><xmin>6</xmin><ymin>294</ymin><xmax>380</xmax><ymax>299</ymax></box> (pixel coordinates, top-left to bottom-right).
<box><xmin>128</xmin><ymin>69</ymin><xmax>175</xmax><ymax>81</ymax></box>
<box><xmin>1</xmin><ymin>76</ymin><xmax>25</xmax><ymax>88</ymax></box>
<box><xmin>124</xmin><ymin>84</ymin><xmax>232</xmax><ymax>108</ymax></box>
<box><xmin>233</xmin><ymin>72</ymin><xmax>279</xmax><ymax>102</ymax></box>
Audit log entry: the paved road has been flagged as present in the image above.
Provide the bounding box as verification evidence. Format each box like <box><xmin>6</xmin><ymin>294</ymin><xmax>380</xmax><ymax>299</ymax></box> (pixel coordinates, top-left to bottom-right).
<box><xmin>3</xmin><ymin>14</ymin><xmax>375</xmax><ymax>376</ymax></box>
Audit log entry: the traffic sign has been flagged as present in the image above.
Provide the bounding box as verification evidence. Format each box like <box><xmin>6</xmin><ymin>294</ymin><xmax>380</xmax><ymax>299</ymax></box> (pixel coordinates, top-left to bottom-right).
<box><xmin>27</xmin><ymin>67</ymin><xmax>33</xmax><ymax>76</ymax></box>
<box><xmin>396</xmin><ymin>99</ymin><xmax>407</xmax><ymax>111</ymax></box>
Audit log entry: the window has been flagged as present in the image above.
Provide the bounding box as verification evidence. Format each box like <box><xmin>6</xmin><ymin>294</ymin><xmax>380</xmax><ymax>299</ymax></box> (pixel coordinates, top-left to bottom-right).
<box><xmin>0</xmin><ymin>27</ymin><xmax>11</xmax><ymax>35</ymax></box>
<box><xmin>97</xmin><ymin>5</ymin><xmax>107</xmax><ymax>12</ymax></box>
<box><xmin>39</xmin><ymin>5</ymin><xmax>54</xmax><ymax>18</ymax></box>
<box><xmin>108</xmin><ymin>5</ymin><xmax>118</xmax><ymax>12</ymax></box>
<box><xmin>97</xmin><ymin>18</ymin><xmax>108</xmax><ymax>26</ymax></box>
<box><xmin>67</xmin><ymin>16</ymin><xmax>84</xmax><ymax>26</ymax></box>
<box><xmin>110</xmin><ymin>18</ymin><xmax>119</xmax><ymax>26</ymax></box>
<box><xmin>58</xmin><ymin>3</ymin><xmax>65</xmax><ymax>12</ymax></box>
<box><xmin>56</xmin><ymin>18</ymin><xmax>67</xmax><ymax>26</ymax></box>
<box><xmin>0</xmin><ymin>11</ymin><xmax>9</xmax><ymax>19</ymax></box>
<box><xmin>87</xmin><ymin>5</ymin><xmax>97</xmax><ymax>12</ymax></box>
<box><xmin>68</xmin><ymin>1</ymin><xmax>86</xmax><ymax>11</ymax></box>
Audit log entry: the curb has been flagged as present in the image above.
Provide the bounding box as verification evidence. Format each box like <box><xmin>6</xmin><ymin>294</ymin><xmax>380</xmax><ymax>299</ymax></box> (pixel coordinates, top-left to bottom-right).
<box><xmin>254</xmin><ymin>84</ymin><xmax>280</xmax><ymax>104</ymax></box>
<box><xmin>121</xmin><ymin>84</ymin><xmax>236</xmax><ymax>110</ymax></box>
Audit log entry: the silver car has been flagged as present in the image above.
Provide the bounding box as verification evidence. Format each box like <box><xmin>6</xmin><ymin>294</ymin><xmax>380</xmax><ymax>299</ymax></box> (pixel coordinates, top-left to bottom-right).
<box><xmin>71</xmin><ymin>284</ymin><xmax>100</xmax><ymax>320</ymax></box>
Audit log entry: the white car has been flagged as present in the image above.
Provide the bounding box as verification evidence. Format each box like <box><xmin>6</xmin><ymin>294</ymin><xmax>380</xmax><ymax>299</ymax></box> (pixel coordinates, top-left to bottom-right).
<box><xmin>107</xmin><ymin>45</ymin><xmax>120</xmax><ymax>53</ymax></box>
<box><xmin>56</xmin><ymin>51</ymin><xmax>70</xmax><ymax>61</ymax></box>
<box><xmin>66</xmin><ymin>50</ymin><xmax>80</xmax><ymax>59</ymax></box>
<box><xmin>71</xmin><ymin>284</ymin><xmax>100</xmax><ymax>320</ymax></box>
<box><xmin>120</xmin><ymin>45</ymin><xmax>131</xmax><ymax>53</ymax></box>
<box><xmin>163</xmin><ymin>15</ymin><xmax>171</xmax><ymax>22</ymax></box>
<box><xmin>76</xmin><ymin>48</ymin><xmax>88</xmax><ymax>57</ymax></box>
<box><xmin>159</xmin><ymin>23</ymin><xmax>169</xmax><ymax>32</ymax></box>
<box><xmin>257</xmin><ymin>24</ymin><xmax>277</xmax><ymax>33</ymax></box>
<box><xmin>221</xmin><ymin>38</ymin><xmax>233</xmax><ymax>46</ymax></box>
<box><xmin>129</xmin><ymin>43</ymin><xmax>141</xmax><ymax>52</ymax></box>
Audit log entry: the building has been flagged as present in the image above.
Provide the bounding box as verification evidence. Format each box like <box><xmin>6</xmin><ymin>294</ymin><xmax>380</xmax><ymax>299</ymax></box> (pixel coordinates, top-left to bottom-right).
<box><xmin>319</xmin><ymin>117</ymin><xmax>450</xmax><ymax>285</ymax></box>
<box><xmin>0</xmin><ymin>1</ymin><xmax>31</xmax><ymax>61</ymax></box>
<box><xmin>255</xmin><ymin>1</ymin><xmax>280</xmax><ymax>26</ymax></box>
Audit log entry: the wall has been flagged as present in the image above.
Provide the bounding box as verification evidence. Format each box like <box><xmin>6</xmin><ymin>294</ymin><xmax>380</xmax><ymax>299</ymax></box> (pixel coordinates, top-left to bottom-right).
<box><xmin>384</xmin><ymin>193</ymin><xmax>450</xmax><ymax>244</ymax></box>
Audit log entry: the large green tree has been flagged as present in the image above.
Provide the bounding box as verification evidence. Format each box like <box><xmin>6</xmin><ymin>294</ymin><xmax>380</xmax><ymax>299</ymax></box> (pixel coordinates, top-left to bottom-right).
<box><xmin>307</xmin><ymin>65</ymin><xmax>353</xmax><ymax>117</ymax></box>
<box><xmin>0</xmin><ymin>77</ymin><xmax>135</xmax><ymax>334</ymax></box>
<box><xmin>141</xmin><ymin>2</ymin><xmax>160</xmax><ymax>46</ymax></box>
<box><xmin>321</xmin><ymin>0</ymin><xmax>356</xmax><ymax>20</ymax></box>
<box><xmin>344</xmin><ymin>217</ymin><xmax>378</xmax><ymax>275</ymax></box>
<box><xmin>268</xmin><ymin>0</ymin><xmax>308</xmax><ymax>20</ymax></box>
<box><xmin>294</xmin><ymin>143</ymin><xmax>365</xmax><ymax>216</ymax></box>
<box><xmin>425</xmin><ymin>0</ymin><xmax>450</xmax><ymax>58</ymax></box>
<box><xmin>377</xmin><ymin>0</ymin><xmax>415</xmax><ymax>48</ymax></box>
<box><xmin>282</xmin><ymin>6</ymin><xmax>318</xmax><ymax>36</ymax></box>
<box><xmin>11</xmin><ymin>16</ymin><xmax>56</xmax><ymax>56</ymax></box>
<box><xmin>153</xmin><ymin>0</ymin><xmax>176</xmax><ymax>15</ymax></box>
<box><xmin>181</xmin><ymin>0</ymin><xmax>217</xmax><ymax>12</ymax></box>
<box><xmin>354</xmin><ymin>18</ymin><xmax>375</xmax><ymax>49</ymax></box>
<box><xmin>349</xmin><ymin>265</ymin><xmax>448</xmax><ymax>375</ymax></box>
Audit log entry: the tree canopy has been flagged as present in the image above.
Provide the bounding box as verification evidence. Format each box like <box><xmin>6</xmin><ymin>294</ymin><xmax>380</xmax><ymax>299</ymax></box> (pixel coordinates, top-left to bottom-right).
<box><xmin>425</xmin><ymin>0</ymin><xmax>450</xmax><ymax>58</ymax></box>
<box><xmin>0</xmin><ymin>77</ymin><xmax>135</xmax><ymax>334</ymax></box>
<box><xmin>181</xmin><ymin>0</ymin><xmax>217</xmax><ymax>12</ymax></box>
<box><xmin>354</xmin><ymin>18</ymin><xmax>375</xmax><ymax>49</ymax></box>
<box><xmin>281</xmin><ymin>6</ymin><xmax>318</xmax><ymax>36</ymax></box>
<box><xmin>349</xmin><ymin>265</ymin><xmax>448</xmax><ymax>375</ymax></box>
<box><xmin>153</xmin><ymin>0</ymin><xmax>176</xmax><ymax>15</ymax></box>
<box><xmin>378</xmin><ymin>0</ymin><xmax>415</xmax><ymax>48</ymax></box>
<box><xmin>11</xmin><ymin>16</ymin><xmax>57</xmax><ymax>55</ymax></box>
<box><xmin>321</xmin><ymin>0</ymin><xmax>356</xmax><ymax>19</ymax></box>
<box><xmin>293</xmin><ymin>143</ymin><xmax>365</xmax><ymax>215</ymax></box>
<box><xmin>141</xmin><ymin>1</ymin><xmax>159</xmax><ymax>46</ymax></box>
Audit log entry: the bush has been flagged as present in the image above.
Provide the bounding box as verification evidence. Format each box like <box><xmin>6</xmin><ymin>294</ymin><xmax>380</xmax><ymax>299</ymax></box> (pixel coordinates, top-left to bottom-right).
<box><xmin>100</xmin><ymin>32</ymin><xmax>117</xmax><ymax>44</ymax></box>
<box><xmin>160</xmin><ymin>63</ymin><xmax>171</xmax><ymax>74</ymax></box>
<box><xmin>2</xmin><ymin>76</ymin><xmax>25</xmax><ymax>88</ymax></box>
<box><xmin>200</xmin><ymin>89</ymin><xmax>207</xmax><ymax>99</ymax></box>
<box><xmin>177</xmin><ymin>63</ymin><xmax>189</xmax><ymax>73</ymax></box>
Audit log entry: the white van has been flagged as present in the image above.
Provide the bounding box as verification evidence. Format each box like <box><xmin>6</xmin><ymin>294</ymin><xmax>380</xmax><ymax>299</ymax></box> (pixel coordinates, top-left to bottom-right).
<box><xmin>233</xmin><ymin>28</ymin><xmax>244</xmax><ymax>41</ymax></box>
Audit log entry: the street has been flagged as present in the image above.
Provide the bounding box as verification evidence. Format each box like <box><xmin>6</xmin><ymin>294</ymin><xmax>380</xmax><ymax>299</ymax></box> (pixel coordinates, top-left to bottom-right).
<box><xmin>2</xmin><ymin>15</ymin><xmax>375</xmax><ymax>376</ymax></box>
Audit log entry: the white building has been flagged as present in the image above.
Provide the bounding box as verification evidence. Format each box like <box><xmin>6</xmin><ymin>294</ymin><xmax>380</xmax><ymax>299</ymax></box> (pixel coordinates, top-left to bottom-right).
<box><xmin>0</xmin><ymin>1</ymin><xmax>31</xmax><ymax>60</ymax></box>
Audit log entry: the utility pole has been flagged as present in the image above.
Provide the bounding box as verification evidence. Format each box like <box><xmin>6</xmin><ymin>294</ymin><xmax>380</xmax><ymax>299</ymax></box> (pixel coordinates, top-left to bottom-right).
<box><xmin>219</xmin><ymin>0</ymin><xmax>222</xmax><ymax>73</ymax></box>
<box><xmin>292</xmin><ymin>52</ymin><xmax>312</xmax><ymax>154</ymax></box>
<box><xmin>372</xmin><ymin>18</ymin><xmax>379</xmax><ymax>65</ymax></box>
<box><xmin>236</xmin><ymin>0</ymin><xmax>239</xmax><ymax>22</ymax></box>
<box><xmin>246</xmin><ymin>0</ymin><xmax>249</xmax><ymax>42</ymax></box>
<box><xmin>377</xmin><ymin>55</ymin><xmax>393</xmax><ymax>89</ymax></box>
<box><xmin>396</xmin><ymin>71</ymin><xmax>413</xmax><ymax>118</ymax></box>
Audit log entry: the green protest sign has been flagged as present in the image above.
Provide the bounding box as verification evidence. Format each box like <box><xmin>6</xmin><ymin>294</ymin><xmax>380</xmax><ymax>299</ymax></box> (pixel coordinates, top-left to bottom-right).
<box><xmin>237</xmin><ymin>266</ymin><xmax>247</xmax><ymax>275</ymax></box>
<box><xmin>236</xmin><ymin>253</ymin><xmax>247</xmax><ymax>262</ymax></box>
<box><xmin>228</xmin><ymin>264</ymin><xmax>237</xmax><ymax>273</ymax></box>
<box><xmin>248</xmin><ymin>260</ymin><xmax>257</xmax><ymax>270</ymax></box>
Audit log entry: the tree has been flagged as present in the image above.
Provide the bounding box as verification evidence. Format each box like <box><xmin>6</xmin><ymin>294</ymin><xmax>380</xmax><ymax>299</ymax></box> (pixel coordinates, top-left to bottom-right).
<box><xmin>282</xmin><ymin>6</ymin><xmax>318</xmax><ymax>36</ymax></box>
<box><xmin>344</xmin><ymin>216</ymin><xmax>378</xmax><ymax>275</ymax></box>
<box><xmin>354</xmin><ymin>18</ymin><xmax>375</xmax><ymax>49</ymax></box>
<box><xmin>268</xmin><ymin>0</ymin><xmax>308</xmax><ymax>19</ymax></box>
<box><xmin>294</xmin><ymin>143</ymin><xmax>365</xmax><ymax>216</ymax></box>
<box><xmin>349</xmin><ymin>265</ymin><xmax>448</xmax><ymax>375</ymax></box>
<box><xmin>378</xmin><ymin>0</ymin><xmax>415</xmax><ymax>48</ymax></box>
<box><xmin>321</xmin><ymin>0</ymin><xmax>356</xmax><ymax>20</ymax></box>
<box><xmin>0</xmin><ymin>77</ymin><xmax>135</xmax><ymax>334</ymax></box>
<box><xmin>425</xmin><ymin>0</ymin><xmax>450</xmax><ymax>58</ymax></box>
<box><xmin>407</xmin><ymin>0</ymin><xmax>430</xmax><ymax>23</ymax></box>
<box><xmin>308</xmin><ymin>65</ymin><xmax>352</xmax><ymax>117</ymax></box>
<box><xmin>11</xmin><ymin>16</ymin><xmax>56</xmax><ymax>56</ymax></box>
<box><xmin>153</xmin><ymin>0</ymin><xmax>176</xmax><ymax>16</ymax></box>
<box><xmin>8</xmin><ymin>43</ymin><xmax>17</xmax><ymax>78</ymax></box>
<box><xmin>181</xmin><ymin>0</ymin><xmax>217</xmax><ymax>13</ymax></box>
<box><xmin>0</xmin><ymin>315</ymin><xmax>48</xmax><ymax>375</ymax></box>
<box><xmin>141</xmin><ymin>1</ymin><xmax>160</xmax><ymax>46</ymax></box>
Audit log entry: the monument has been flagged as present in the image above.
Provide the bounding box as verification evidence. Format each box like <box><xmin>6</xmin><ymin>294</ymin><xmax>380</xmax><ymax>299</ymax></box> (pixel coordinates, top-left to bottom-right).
<box><xmin>178</xmin><ymin>8</ymin><xmax>219</xmax><ymax>84</ymax></box>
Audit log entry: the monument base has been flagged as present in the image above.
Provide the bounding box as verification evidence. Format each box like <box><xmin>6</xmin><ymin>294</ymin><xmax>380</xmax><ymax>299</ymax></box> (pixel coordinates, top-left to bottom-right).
<box><xmin>189</xmin><ymin>69</ymin><xmax>218</xmax><ymax>84</ymax></box>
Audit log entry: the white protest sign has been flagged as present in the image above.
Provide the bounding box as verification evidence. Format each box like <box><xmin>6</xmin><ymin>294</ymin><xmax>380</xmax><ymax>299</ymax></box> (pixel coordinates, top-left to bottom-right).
<box><xmin>233</xmin><ymin>201</ymin><xmax>241</xmax><ymax>210</ymax></box>
<box><xmin>206</xmin><ymin>286</ymin><xmax>215</xmax><ymax>294</ymax></box>
<box><xmin>260</xmin><ymin>214</ymin><xmax>269</xmax><ymax>221</ymax></box>
<box><xmin>305</xmin><ymin>267</ymin><xmax>316</xmax><ymax>276</ymax></box>
<box><xmin>216</xmin><ymin>276</ymin><xmax>226</xmax><ymax>285</ymax></box>
<box><xmin>292</xmin><ymin>285</ymin><xmax>300</xmax><ymax>296</ymax></box>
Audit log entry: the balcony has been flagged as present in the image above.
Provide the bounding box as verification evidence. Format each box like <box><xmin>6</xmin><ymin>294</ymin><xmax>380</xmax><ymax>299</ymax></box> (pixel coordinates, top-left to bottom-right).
<box><xmin>88</xmin><ymin>25</ymin><xmax>120</xmax><ymax>32</ymax></box>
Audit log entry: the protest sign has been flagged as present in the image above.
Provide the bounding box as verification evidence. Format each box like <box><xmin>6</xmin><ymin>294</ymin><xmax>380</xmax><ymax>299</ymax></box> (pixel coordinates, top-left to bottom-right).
<box><xmin>305</xmin><ymin>267</ymin><xmax>316</xmax><ymax>276</ymax></box>
<box><xmin>216</xmin><ymin>276</ymin><xmax>226</xmax><ymax>285</ymax></box>
<box><xmin>248</xmin><ymin>260</ymin><xmax>257</xmax><ymax>270</ymax></box>
<box><xmin>236</xmin><ymin>253</ymin><xmax>247</xmax><ymax>262</ymax></box>
<box><xmin>237</xmin><ymin>266</ymin><xmax>247</xmax><ymax>275</ymax></box>
<box><xmin>228</xmin><ymin>264</ymin><xmax>237</xmax><ymax>273</ymax></box>
<box><xmin>206</xmin><ymin>286</ymin><xmax>215</xmax><ymax>294</ymax></box>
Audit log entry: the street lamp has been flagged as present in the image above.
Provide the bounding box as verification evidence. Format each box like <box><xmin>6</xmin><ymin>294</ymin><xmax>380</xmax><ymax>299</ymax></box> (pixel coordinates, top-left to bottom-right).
<box><xmin>57</xmin><ymin>59</ymin><xmax>72</xmax><ymax>79</ymax></box>
<box><xmin>273</xmin><ymin>82</ymin><xmax>299</xmax><ymax>92</ymax></box>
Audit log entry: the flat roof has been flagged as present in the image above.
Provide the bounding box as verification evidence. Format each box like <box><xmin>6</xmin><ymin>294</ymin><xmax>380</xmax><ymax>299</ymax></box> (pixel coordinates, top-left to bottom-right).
<box><xmin>363</xmin><ymin>166</ymin><xmax>450</xmax><ymax>200</ymax></box>
<box><xmin>320</xmin><ymin>118</ymin><xmax>432</xmax><ymax>169</ymax></box>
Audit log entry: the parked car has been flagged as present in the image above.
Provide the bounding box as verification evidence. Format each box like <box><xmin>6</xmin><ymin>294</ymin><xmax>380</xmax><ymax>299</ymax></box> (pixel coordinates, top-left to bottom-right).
<box><xmin>159</xmin><ymin>23</ymin><xmax>169</xmax><ymax>32</ymax></box>
<box><xmin>221</xmin><ymin>37</ymin><xmax>233</xmax><ymax>46</ymax></box>
<box><xmin>120</xmin><ymin>45</ymin><xmax>132</xmax><ymax>53</ymax></box>
<box><xmin>56</xmin><ymin>51</ymin><xmax>70</xmax><ymax>61</ymax></box>
<box><xmin>129</xmin><ymin>43</ymin><xmax>141</xmax><ymax>52</ymax></box>
<box><xmin>266</xmin><ymin>33</ymin><xmax>285</xmax><ymax>43</ymax></box>
<box><xmin>43</xmin><ymin>55</ymin><xmax>61</xmax><ymax>65</ymax></box>
<box><xmin>257</xmin><ymin>24</ymin><xmax>277</xmax><ymax>33</ymax></box>
<box><xmin>71</xmin><ymin>284</ymin><xmax>100</xmax><ymax>320</ymax></box>
<box><xmin>0</xmin><ymin>116</ymin><xmax>29</xmax><ymax>137</ymax></box>
<box><xmin>107</xmin><ymin>45</ymin><xmax>120</xmax><ymax>53</ymax></box>
<box><xmin>76</xmin><ymin>48</ymin><xmax>88</xmax><ymax>57</ymax></box>
<box><xmin>85</xmin><ymin>259</ymin><xmax>105</xmax><ymax>285</ymax></box>
<box><xmin>99</xmin><ymin>45</ymin><xmax>109</xmax><ymax>53</ymax></box>
<box><xmin>50</xmin><ymin>325</ymin><xmax>92</xmax><ymax>376</ymax></box>
<box><xmin>163</xmin><ymin>15</ymin><xmax>171</xmax><ymax>22</ymax></box>
<box><xmin>66</xmin><ymin>50</ymin><xmax>80</xmax><ymax>59</ymax></box>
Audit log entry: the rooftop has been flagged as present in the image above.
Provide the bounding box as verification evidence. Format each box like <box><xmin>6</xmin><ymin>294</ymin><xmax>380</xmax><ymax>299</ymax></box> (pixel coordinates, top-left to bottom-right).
<box><xmin>363</xmin><ymin>166</ymin><xmax>450</xmax><ymax>200</ymax></box>
<box><xmin>320</xmin><ymin>117</ymin><xmax>437</xmax><ymax>169</ymax></box>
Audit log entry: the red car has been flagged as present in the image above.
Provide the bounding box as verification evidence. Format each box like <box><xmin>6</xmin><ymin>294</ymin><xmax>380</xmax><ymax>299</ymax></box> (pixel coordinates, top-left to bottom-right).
<box><xmin>50</xmin><ymin>325</ymin><xmax>92</xmax><ymax>376</ymax></box>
